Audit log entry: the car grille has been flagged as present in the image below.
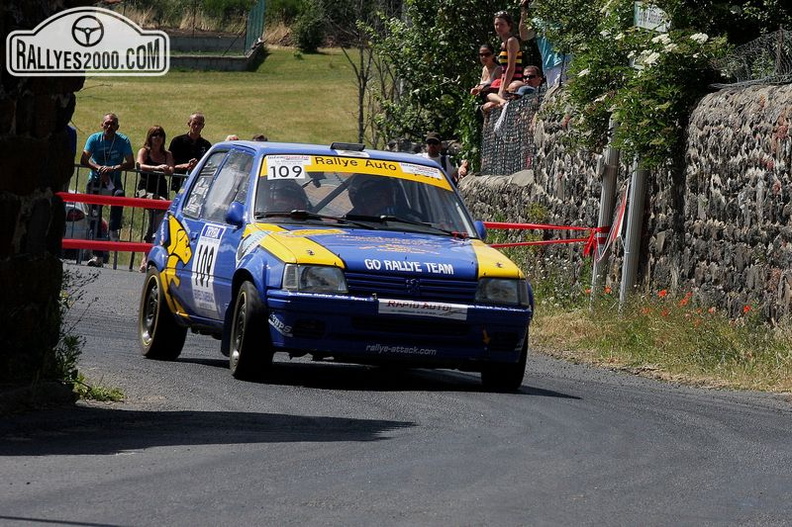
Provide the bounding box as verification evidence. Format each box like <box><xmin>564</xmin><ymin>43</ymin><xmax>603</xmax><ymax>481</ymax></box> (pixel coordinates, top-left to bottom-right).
<box><xmin>345</xmin><ymin>272</ymin><xmax>477</xmax><ymax>302</ymax></box>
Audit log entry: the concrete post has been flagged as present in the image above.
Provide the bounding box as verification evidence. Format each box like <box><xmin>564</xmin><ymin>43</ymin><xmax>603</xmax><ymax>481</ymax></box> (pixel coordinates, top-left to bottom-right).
<box><xmin>619</xmin><ymin>159</ymin><xmax>649</xmax><ymax>308</ymax></box>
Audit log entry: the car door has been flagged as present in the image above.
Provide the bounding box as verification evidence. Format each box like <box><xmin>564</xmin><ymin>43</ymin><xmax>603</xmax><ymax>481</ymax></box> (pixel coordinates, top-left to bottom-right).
<box><xmin>176</xmin><ymin>148</ymin><xmax>254</xmax><ymax>321</ymax></box>
<box><xmin>195</xmin><ymin>149</ymin><xmax>254</xmax><ymax>318</ymax></box>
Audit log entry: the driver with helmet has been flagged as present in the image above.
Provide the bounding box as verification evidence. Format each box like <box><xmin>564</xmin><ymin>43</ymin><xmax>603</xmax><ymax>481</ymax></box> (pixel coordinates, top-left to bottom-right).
<box><xmin>265</xmin><ymin>180</ymin><xmax>310</xmax><ymax>212</ymax></box>
<box><xmin>347</xmin><ymin>176</ymin><xmax>400</xmax><ymax>217</ymax></box>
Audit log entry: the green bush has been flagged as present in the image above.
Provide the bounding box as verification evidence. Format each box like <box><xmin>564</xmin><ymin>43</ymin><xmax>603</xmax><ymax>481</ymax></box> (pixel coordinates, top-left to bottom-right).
<box><xmin>293</xmin><ymin>0</ymin><xmax>326</xmax><ymax>53</ymax></box>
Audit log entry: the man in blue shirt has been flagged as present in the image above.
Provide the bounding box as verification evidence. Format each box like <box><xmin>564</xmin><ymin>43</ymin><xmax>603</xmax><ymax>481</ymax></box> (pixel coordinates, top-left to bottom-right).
<box><xmin>80</xmin><ymin>112</ymin><xmax>134</xmax><ymax>267</ymax></box>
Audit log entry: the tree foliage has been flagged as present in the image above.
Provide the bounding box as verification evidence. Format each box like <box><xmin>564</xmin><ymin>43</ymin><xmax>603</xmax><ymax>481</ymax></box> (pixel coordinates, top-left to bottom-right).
<box><xmin>364</xmin><ymin>0</ymin><xmax>789</xmax><ymax>169</ymax></box>
<box><xmin>527</xmin><ymin>0</ymin><xmax>788</xmax><ymax>167</ymax></box>
<box><xmin>368</xmin><ymin>0</ymin><xmax>509</xmax><ymax>161</ymax></box>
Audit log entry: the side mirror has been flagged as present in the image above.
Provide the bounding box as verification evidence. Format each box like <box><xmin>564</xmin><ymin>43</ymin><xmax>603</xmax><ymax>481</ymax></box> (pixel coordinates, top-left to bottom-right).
<box><xmin>474</xmin><ymin>220</ymin><xmax>487</xmax><ymax>241</ymax></box>
<box><xmin>225</xmin><ymin>201</ymin><xmax>245</xmax><ymax>228</ymax></box>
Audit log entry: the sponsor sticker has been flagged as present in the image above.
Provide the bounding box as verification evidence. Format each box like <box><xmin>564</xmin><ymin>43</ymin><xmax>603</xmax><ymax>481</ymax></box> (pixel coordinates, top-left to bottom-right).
<box><xmin>266</xmin><ymin>155</ymin><xmax>451</xmax><ymax>189</ymax></box>
<box><xmin>6</xmin><ymin>7</ymin><xmax>169</xmax><ymax>77</ymax></box>
<box><xmin>365</xmin><ymin>343</ymin><xmax>438</xmax><ymax>356</ymax></box>
<box><xmin>192</xmin><ymin>224</ymin><xmax>225</xmax><ymax>313</ymax></box>
<box><xmin>268</xmin><ymin>313</ymin><xmax>293</xmax><ymax>337</ymax></box>
<box><xmin>263</xmin><ymin>155</ymin><xmax>311</xmax><ymax>180</ymax></box>
<box><xmin>378</xmin><ymin>299</ymin><xmax>468</xmax><ymax>320</ymax></box>
<box><xmin>400</xmin><ymin>162</ymin><xmax>445</xmax><ymax>180</ymax></box>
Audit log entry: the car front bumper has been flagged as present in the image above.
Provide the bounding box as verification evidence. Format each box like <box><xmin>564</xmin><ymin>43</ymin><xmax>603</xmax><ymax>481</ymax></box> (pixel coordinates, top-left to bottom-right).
<box><xmin>265</xmin><ymin>291</ymin><xmax>531</xmax><ymax>366</ymax></box>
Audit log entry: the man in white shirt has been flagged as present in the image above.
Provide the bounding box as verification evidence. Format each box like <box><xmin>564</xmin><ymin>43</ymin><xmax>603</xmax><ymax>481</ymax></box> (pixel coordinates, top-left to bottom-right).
<box><xmin>419</xmin><ymin>132</ymin><xmax>468</xmax><ymax>185</ymax></box>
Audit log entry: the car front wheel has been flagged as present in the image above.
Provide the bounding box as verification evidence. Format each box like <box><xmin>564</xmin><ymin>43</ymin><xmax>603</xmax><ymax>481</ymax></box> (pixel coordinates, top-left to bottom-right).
<box><xmin>139</xmin><ymin>267</ymin><xmax>187</xmax><ymax>360</ymax></box>
<box><xmin>480</xmin><ymin>333</ymin><xmax>528</xmax><ymax>393</ymax></box>
<box><xmin>229</xmin><ymin>281</ymin><xmax>273</xmax><ymax>380</ymax></box>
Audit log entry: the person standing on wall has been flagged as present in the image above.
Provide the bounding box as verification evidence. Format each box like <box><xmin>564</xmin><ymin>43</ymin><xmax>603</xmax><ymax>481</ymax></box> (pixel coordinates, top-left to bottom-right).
<box><xmin>419</xmin><ymin>132</ymin><xmax>469</xmax><ymax>185</ymax></box>
<box><xmin>169</xmin><ymin>112</ymin><xmax>211</xmax><ymax>192</ymax></box>
<box><xmin>482</xmin><ymin>10</ymin><xmax>526</xmax><ymax>114</ymax></box>
<box><xmin>493</xmin><ymin>10</ymin><xmax>525</xmax><ymax>102</ymax></box>
<box><xmin>80</xmin><ymin>112</ymin><xmax>134</xmax><ymax>267</ymax></box>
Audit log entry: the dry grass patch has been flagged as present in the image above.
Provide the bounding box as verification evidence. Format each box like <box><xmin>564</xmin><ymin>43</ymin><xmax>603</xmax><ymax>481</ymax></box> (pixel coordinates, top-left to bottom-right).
<box><xmin>531</xmin><ymin>295</ymin><xmax>792</xmax><ymax>394</ymax></box>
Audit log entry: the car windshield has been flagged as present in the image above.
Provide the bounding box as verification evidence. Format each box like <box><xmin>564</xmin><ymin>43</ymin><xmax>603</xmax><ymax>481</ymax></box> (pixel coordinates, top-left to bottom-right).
<box><xmin>253</xmin><ymin>155</ymin><xmax>476</xmax><ymax>236</ymax></box>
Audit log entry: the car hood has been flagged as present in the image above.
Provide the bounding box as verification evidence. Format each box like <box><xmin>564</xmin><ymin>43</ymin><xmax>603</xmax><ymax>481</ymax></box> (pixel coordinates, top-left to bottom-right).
<box><xmin>245</xmin><ymin>223</ymin><xmax>524</xmax><ymax>280</ymax></box>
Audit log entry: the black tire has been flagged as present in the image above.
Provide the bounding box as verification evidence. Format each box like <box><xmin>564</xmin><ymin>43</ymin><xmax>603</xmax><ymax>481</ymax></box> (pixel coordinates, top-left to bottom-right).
<box><xmin>480</xmin><ymin>332</ymin><xmax>528</xmax><ymax>393</ymax></box>
<box><xmin>139</xmin><ymin>267</ymin><xmax>187</xmax><ymax>360</ymax></box>
<box><xmin>229</xmin><ymin>281</ymin><xmax>273</xmax><ymax>380</ymax></box>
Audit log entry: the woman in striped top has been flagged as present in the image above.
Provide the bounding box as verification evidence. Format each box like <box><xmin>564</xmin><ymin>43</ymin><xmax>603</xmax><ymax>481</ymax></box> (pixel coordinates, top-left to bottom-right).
<box><xmin>493</xmin><ymin>10</ymin><xmax>525</xmax><ymax>99</ymax></box>
<box><xmin>481</xmin><ymin>10</ymin><xmax>527</xmax><ymax>113</ymax></box>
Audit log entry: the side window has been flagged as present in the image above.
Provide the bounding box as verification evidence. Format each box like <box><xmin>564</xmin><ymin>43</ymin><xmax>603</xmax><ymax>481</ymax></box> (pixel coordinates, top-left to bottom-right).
<box><xmin>202</xmin><ymin>150</ymin><xmax>254</xmax><ymax>223</ymax></box>
<box><xmin>183</xmin><ymin>151</ymin><xmax>227</xmax><ymax>219</ymax></box>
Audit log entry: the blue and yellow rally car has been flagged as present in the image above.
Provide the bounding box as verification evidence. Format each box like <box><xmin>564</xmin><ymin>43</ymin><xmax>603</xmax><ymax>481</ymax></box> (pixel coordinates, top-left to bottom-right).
<box><xmin>138</xmin><ymin>141</ymin><xmax>533</xmax><ymax>391</ymax></box>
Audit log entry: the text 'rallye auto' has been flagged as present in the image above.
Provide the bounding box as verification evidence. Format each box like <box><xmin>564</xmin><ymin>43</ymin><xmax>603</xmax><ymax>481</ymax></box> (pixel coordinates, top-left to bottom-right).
<box><xmin>138</xmin><ymin>141</ymin><xmax>533</xmax><ymax>391</ymax></box>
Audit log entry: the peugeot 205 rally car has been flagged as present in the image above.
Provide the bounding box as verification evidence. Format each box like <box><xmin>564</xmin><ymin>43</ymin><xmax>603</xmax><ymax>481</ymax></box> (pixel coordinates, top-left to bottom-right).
<box><xmin>138</xmin><ymin>141</ymin><xmax>533</xmax><ymax>391</ymax></box>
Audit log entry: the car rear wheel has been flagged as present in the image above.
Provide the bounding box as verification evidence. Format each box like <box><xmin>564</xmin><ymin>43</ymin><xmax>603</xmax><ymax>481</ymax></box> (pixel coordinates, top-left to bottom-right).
<box><xmin>480</xmin><ymin>333</ymin><xmax>528</xmax><ymax>393</ymax></box>
<box><xmin>139</xmin><ymin>267</ymin><xmax>187</xmax><ymax>360</ymax></box>
<box><xmin>229</xmin><ymin>281</ymin><xmax>273</xmax><ymax>380</ymax></box>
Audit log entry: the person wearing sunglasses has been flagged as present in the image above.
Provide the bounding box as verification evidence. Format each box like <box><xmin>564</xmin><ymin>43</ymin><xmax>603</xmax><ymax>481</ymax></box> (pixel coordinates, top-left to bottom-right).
<box><xmin>512</xmin><ymin>65</ymin><xmax>545</xmax><ymax>98</ymax></box>
<box><xmin>136</xmin><ymin>125</ymin><xmax>174</xmax><ymax>271</ymax></box>
<box><xmin>470</xmin><ymin>43</ymin><xmax>503</xmax><ymax>100</ymax></box>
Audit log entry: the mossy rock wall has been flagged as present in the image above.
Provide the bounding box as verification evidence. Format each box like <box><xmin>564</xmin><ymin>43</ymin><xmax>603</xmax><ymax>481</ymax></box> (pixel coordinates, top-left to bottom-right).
<box><xmin>462</xmin><ymin>84</ymin><xmax>792</xmax><ymax>321</ymax></box>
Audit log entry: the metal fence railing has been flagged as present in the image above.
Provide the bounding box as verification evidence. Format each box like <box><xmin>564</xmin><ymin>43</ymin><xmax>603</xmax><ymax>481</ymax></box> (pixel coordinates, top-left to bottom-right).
<box><xmin>714</xmin><ymin>28</ymin><xmax>792</xmax><ymax>87</ymax></box>
<box><xmin>63</xmin><ymin>164</ymin><xmax>186</xmax><ymax>271</ymax></box>
<box><xmin>480</xmin><ymin>90</ymin><xmax>544</xmax><ymax>177</ymax></box>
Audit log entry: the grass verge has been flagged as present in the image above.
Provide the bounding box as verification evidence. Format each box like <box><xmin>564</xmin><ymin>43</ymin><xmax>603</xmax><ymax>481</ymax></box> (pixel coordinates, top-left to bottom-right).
<box><xmin>72</xmin><ymin>47</ymin><xmax>359</xmax><ymax>154</ymax></box>
<box><xmin>487</xmin><ymin>227</ymin><xmax>792</xmax><ymax>394</ymax></box>
<box><xmin>532</xmin><ymin>278</ymin><xmax>792</xmax><ymax>394</ymax></box>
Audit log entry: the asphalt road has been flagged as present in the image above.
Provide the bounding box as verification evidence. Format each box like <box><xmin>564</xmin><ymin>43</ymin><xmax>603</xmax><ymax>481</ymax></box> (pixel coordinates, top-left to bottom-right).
<box><xmin>1</xmin><ymin>264</ymin><xmax>791</xmax><ymax>526</ymax></box>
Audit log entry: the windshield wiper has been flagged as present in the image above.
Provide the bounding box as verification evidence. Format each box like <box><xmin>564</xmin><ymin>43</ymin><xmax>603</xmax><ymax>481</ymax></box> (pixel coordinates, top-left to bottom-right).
<box><xmin>257</xmin><ymin>209</ymin><xmax>340</xmax><ymax>221</ymax></box>
<box><xmin>256</xmin><ymin>209</ymin><xmax>371</xmax><ymax>227</ymax></box>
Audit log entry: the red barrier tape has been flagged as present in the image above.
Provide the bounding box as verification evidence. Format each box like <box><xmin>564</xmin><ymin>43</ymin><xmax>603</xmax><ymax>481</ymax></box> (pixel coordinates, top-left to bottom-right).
<box><xmin>57</xmin><ymin>192</ymin><xmax>171</xmax><ymax>210</ymax></box>
<box><xmin>59</xmin><ymin>192</ymin><xmax>166</xmax><ymax>254</ymax></box>
<box><xmin>62</xmin><ymin>239</ymin><xmax>154</xmax><ymax>253</ymax></box>
<box><xmin>57</xmin><ymin>194</ymin><xmax>609</xmax><ymax>257</ymax></box>
<box><xmin>483</xmin><ymin>221</ymin><xmax>594</xmax><ymax>232</ymax></box>
<box><xmin>490</xmin><ymin>238</ymin><xmax>590</xmax><ymax>248</ymax></box>
<box><xmin>485</xmin><ymin>222</ymin><xmax>609</xmax><ymax>257</ymax></box>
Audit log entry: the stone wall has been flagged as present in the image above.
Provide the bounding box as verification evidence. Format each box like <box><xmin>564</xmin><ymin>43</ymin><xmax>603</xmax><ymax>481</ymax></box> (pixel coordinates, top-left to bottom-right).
<box><xmin>169</xmin><ymin>34</ymin><xmax>245</xmax><ymax>53</ymax></box>
<box><xmin>0</xmin><ymin>1</ymin><xmax>86</xmax><ymax>383</ymax></box>
<box><xmin>461</xmin><ymin>83</ymin><xmax>792</xmax><ymax>321</ymax></box>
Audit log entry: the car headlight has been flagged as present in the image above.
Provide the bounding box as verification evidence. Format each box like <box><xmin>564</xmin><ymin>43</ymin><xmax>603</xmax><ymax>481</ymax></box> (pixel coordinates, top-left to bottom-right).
<box><xmin>476</xmin><ymin>278</ymin><xmax>530</xmax><ymax>306</ymax></box>
<box><xmin>282</xmin><ymin>264</ymin><xmax>348</xmax><ymax>293</ymax></box>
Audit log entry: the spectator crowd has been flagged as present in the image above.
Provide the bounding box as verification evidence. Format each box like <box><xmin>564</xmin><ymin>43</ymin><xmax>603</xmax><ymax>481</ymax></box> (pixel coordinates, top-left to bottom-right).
<box><xmin>74</xmin><ymin>1</ymin><xmax>566</xmax><ymax>268</ymax></box>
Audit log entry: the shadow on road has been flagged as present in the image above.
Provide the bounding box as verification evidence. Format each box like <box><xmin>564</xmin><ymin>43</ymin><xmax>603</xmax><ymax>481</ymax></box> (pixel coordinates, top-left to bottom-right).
<box><xmin>0</xmin><ymin>407</ymin><xmax>415</xmax><ymax>457</ymax></box>
<box><xmin>175</xmin><ymin>356</ymin><xmax>579</xmax><ymax>399</ymax></box>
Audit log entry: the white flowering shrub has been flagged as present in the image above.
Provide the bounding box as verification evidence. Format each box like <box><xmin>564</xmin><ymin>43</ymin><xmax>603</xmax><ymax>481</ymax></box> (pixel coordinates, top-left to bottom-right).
<box><xmin>532</xmin><ymin>0</ymin><xmax>729</xmax><ymax>167</ymax></box>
